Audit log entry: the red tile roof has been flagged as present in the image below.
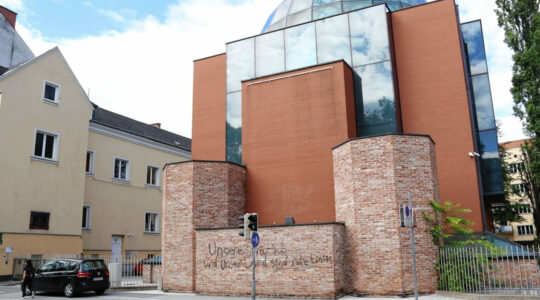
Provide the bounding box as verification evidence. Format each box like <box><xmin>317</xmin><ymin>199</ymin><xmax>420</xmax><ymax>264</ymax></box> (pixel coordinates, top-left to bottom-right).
<box><xmin>500</xmin><ymin>138</ymin><xmax>530</xmax><ymax>149</ymax></box>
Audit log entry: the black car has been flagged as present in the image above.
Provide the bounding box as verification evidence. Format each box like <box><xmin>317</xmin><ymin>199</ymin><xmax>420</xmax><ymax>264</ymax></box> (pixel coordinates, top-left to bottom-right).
<box><xmin>32</xmin><ymin>259</ymin><xmax>110</xmax><ymax>297</ymax></box>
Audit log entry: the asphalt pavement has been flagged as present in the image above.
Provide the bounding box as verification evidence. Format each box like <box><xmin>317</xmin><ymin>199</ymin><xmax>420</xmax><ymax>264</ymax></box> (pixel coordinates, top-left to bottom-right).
<box><xmin>0</xmin><ymin>283</ymin><xmax>464</xmax><ymax>300</ymax></box>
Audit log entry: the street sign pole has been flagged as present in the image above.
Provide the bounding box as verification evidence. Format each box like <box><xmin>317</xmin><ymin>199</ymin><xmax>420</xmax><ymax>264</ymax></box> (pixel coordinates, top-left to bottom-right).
<box><xmin>408</xmin><ymin>193</ymin><xmax>419</xmax><ymax>300</ymax></box>
<box><xmin>251</xmin><ymin>232</ymin><xmax>259</xmax><ymax>300</ymax></box>
<box><xmin>251</xmin><ymin>244</ymin><xmax>255</xmax><ymax>300</ymax></box>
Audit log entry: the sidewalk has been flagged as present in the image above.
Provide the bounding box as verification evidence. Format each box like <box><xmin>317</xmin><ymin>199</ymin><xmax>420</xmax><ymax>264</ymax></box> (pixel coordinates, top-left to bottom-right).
<box><xmin>123</xmin><ymin>290</ymin><xmax>464</xmax><ymax>300</ymax></box>
<box><xmin>0</xmin><ymin>280</ymin><xmax>19</xmax><ymax>286</ymax></box>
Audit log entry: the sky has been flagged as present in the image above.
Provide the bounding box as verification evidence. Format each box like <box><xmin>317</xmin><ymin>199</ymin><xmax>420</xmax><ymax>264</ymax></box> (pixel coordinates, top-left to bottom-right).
<box><xmin>0</xmin><ymin>0</ymin><xmax>528</xmax><ymax>142</ymax></box>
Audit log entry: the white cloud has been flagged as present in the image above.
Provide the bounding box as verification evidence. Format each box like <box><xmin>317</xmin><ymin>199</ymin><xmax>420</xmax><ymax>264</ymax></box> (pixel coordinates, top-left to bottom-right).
<box><xmin>95</xmin><ymin>9</ymin><xmax>125</xmax><ymax>23</ymax></box>
<box><xmin>0</xmin><ymin>0</ymin><xmax>23</xmax><ymax>11</ymax></box>
<box><xmin>16</xmin><ymin>0</ymin><xmax>282</xmax><ymax>138</ymax></box>
<box><xmin>82</xmin><ymin>1</ymin><xmax>135</xmax><ymax>24</ymax></box>
<box><xmin>498</xmin><ymin>115</ymin><xmax>529</xmax><ymax>143</ymax></box>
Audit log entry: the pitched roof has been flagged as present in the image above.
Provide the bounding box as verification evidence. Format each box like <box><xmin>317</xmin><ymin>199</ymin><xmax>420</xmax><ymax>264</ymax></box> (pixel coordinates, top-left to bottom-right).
<box><xmin>500</xmin><ymin>138</ymin><xmax>530</xmax><ymax>150</ymax></box>
<box><xmin>90</xmin><ymin>105</ymin><xmax>191</xmax><ymax>152</ymax></box>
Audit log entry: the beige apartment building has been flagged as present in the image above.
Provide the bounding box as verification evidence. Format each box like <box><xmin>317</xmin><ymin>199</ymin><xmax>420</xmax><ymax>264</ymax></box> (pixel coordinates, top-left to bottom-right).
<box><xmin>497</xmin><ymin>139</ymin><xmax>536</xmax><ymax>243</ymax></box>
<box><xmin>83</xmin><ymin>107</ymin><xmax>190</xmax><ymax>261</ymax></box>
<box><xmin>0</xmin><ymin>7</ymin><xmax>190</xmax><ymax>279</ymax></box>
<box><xmin>0</xmin><ymin>47</ymin><xmax>92</xmax><ymax>279</ymax></box>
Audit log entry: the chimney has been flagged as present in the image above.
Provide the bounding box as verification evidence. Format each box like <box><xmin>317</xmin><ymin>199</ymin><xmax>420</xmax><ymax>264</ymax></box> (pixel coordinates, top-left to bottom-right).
<box><xmin>150</xmin><ymin>123</ymin><xmax>161</xmax><ymax>129</ymax></box>
<box><xmin>0</xmin><ymin>6</ymin><xmax>17</xmax><ymax>29</ymax></box>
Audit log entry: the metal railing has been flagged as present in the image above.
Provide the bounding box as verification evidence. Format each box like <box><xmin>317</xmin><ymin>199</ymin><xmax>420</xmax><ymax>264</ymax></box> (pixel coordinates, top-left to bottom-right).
<box><xmin>13</xmin><ymin>255</ymin><xmax>161</xmax><ymax>289</ymax></box>
<box><xmin>438</xmin><ymin>245</ymin><xmax>540</xmax><ymax>295</ymax></box>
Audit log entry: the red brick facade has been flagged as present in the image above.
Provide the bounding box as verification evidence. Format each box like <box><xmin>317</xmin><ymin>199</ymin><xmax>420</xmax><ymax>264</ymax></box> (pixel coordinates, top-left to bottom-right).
<box><xmin>161</xmin><ymin>161</ymin><xmax>246</xmax><ymax>292</ymax></box>
<box><xmin>333</xmin><ymin>134</ymin><xmax>439</xmax><ymax>295</ymax></box>
<box><xmin>162</xmin><ymin>135</ymin><xmax>439</xmax><ymax>297</ymax></box>
<box><xmin>195</xmin><ymin>224</ymin><xmax>344</xmax><ymax>298</ymax></box>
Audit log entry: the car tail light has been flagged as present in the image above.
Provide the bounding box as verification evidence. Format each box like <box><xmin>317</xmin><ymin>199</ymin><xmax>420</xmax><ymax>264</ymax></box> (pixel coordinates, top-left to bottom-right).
<box><xmin>77</xmin><ymin>272</ymin><xmax>91</xmax><ymax>278</ymax></box>
<box><xmin>105</xmin><ymin>270</ymin><xmax>110</xmax><ymax>276</ymax></box>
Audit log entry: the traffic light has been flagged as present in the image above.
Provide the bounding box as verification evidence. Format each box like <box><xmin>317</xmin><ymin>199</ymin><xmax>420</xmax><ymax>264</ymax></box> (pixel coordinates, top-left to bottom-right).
<box><xmin>238</xmin><ymin>214</ymin><xmax>249</xmax><ymax>239</ymax></box>
<box><xmin>238</xmin><ymin>213</ymin><xmax>258</xmax><ymax>239</ymax></box>
<box><xmin>247</xmin><ymin>213</ymin><xmax>258</xmax><ymax>232</ymax></box>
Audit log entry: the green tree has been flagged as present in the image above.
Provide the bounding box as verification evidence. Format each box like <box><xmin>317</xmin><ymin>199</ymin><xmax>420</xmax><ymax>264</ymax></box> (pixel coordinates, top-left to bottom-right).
<box><xmin>422</xmin><ymin>201</ymin><xmax>474</xmax><ymax>247</ymax></box>
<box><xmin>495</xmin><ymin>0</ymin><xmax>540</xmax><ymax>181</ymax></box>
<box><xmin>423</xmin><ymin>201</ymin><xmax>503</xmax><ymax>292</ymax></box>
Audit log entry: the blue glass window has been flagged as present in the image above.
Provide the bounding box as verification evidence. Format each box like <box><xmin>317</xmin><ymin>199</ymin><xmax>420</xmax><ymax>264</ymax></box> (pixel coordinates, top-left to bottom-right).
<box><xmin>256</xmin><ymin>31</ymin><xmax>285</xmax><ymax>77</ymax></box>
<box><xmin>273</xmin><ymin>0</ymin><xmax>293</xmax><ymax>24</ymax></box>
<box><xmin>374</xmin><ymin>0</ymin><xmax>402</xmax><ymax>10</ymax></box>
<box><xmin>343</xmin><ymin>0</ymin><xmax>374</xmax><ymax>12</ymax></box>
<box><xmin>313</xmin><ymin>0</ymin><xmax>340</xmax><ymax>5</ymax></box>
<box><xmin>471</xmin><ymin>74</ymin><xmax>496</xmax><ymax>131</ymax></box>
<box><xmin>316</xmin><ymin>14</ymin><xmax>351</xmax><ymax>65</ymax></box>
<box><xmin>287</xmin><ymin>9</ymin><xmax>312</xmax><ymax>27</ymax></box>
<box><xmin>226</xmin><ymin>145</ymin><xmax>242</xmax><ymax>165</ymax></box>
<box><xmin>290</xmin><ymin>0</ymin><xmax>312</xmax><ymax>13</ymax></box>
<box><xmin>353</xmin><ymin>61</ymin><xmax>397</xmax><ymax>135</ymax></box>
<box><xmin>313</xmin><ymin>3</ymin><xmax>342</xmax><ymax>20</ymax></box>
<box><xmin>478</xmin><ymin>129</ymin><xmax>504</xmax><ymax>195</ymax></box>
<box><xmin>226</xmin><ymin>92</ymin><xmax>242</xmax><ymax>164</ymax></box>
<box><xmin>226</xmin><ymin>38</ymin><xmax>255</xmax><ymax>92</ymax></box>
<box><xmin>349</xmin><ymin>5</ymin><xmax>390</xmax><ymax>67</ymax></box>
<box><xmin>285</xmin><ymin>23</ymin><xmax>317</xmax><ymax>70</ymax></box>
<box><xmin>461</xmin><ymin>21</ymin><xmax>488</xmax><ymax>75</ymax></box>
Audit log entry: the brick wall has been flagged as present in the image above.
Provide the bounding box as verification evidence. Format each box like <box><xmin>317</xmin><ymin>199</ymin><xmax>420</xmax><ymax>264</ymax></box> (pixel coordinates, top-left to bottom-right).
<box><xmin>162</xmin><ymin>135</ymin><xmax>439</xmax><ymax>297</ymax></box>
<box><xmin>490</xmin><ymin>258</ymin><xmax>539</xmax><ymax>287</ymax></box>
<box><xmin>195</xmin><ymin>224</ymin><xmax>345</xmax><ymax>298</ymax></box>
<box><xmin>162</xmin><ymin>161</ymin><xmax>246</xmax><ymax>292</ymax></box>
<box><xmin>333</xmin><ymin>134</ymin><xmax>439</xmax><ymax>295</ymax></box>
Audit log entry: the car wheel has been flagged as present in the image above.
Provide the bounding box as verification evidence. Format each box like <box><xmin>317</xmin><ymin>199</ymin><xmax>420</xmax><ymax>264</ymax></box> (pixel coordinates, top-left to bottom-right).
<box><xmin>95</xmin><ymin>289</ymin><xmax>105</xmax><ymax>295</ymax></box>
<box><xmin>63</xmin><ymin>281</ymin><xmax>75</xmax><ymax>298</ymax></box>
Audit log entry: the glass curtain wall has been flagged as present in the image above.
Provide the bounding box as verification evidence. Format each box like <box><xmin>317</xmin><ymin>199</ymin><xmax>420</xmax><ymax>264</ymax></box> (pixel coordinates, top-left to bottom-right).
<box><xmin>263</xmin><ymin>0</ymin><xmax>425</xmax><ymax>33</ymax></box>
<box><xmin>461</xmin><ymin>20</ymin><xmax>503</xmax><ymax>196</ymax></box>
<box><xmin>226</xmin><ymin>4</ymin><xmax>397</xmax><ymax>164</ymax></box>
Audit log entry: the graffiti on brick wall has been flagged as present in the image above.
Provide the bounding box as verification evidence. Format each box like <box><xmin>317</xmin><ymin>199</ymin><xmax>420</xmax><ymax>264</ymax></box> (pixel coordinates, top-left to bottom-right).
<box><xmin>203</xmin><ymin>243</ymin><xmax>333</xmax><ymax>270</ymax></box>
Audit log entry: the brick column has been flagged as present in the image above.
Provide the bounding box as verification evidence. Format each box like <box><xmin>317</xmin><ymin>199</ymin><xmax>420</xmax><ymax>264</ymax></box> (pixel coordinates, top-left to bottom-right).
<box><xmin>162</xmin><ymin>161</ymin><xmax>246</xmax><ymax>292</ymax></box>
<box><xmin>333</xmin><ymin>134</ymin><xmax>439</xmax><ymax>295</ymax></box>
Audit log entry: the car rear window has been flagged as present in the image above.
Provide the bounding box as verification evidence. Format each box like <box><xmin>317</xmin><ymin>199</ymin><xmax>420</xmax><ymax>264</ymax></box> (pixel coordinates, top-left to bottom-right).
<box><xmin>81</xmin><ymin>260</ymin><xmax>107</xmax><ymax>271</ymax></box>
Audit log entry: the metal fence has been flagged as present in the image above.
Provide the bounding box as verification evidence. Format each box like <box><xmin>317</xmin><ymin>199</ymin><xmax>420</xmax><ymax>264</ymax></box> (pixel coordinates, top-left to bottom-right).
<box><xmin>438</xmin><ymin>245</ymin><xmax>540</xmax><ymax>296</ymax></box>
<box><xmin>13</xmin><ymin>255</ymin><xmax>161</xmax><ymax>289</ymax></box>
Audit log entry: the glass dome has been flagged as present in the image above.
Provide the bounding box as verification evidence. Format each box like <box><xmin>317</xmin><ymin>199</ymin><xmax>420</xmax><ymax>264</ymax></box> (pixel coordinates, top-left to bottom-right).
<box><xmin>262</xmin><ymin>0</ymin><xmax>426</xmax><ymax>33</ymax></box>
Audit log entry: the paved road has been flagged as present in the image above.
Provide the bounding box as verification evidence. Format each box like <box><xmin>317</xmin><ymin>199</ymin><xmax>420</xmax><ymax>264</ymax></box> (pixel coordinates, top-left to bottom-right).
<box><xmin>0</xmin><ymin>284</ymin><xmax>463</xmax><ymax>300</ymax></box>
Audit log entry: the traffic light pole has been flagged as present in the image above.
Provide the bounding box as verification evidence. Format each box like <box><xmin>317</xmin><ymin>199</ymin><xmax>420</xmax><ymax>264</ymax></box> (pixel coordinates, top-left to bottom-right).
<box><xmin>251</xmin><ymin>244</ymin><xmax>256</xmax><ymax>300</ymax></box>
<box><xmin>239</xmin><ymin>213</ymin><xmax>258</xmax><ymax>299</ymax></box>
<box><xmin>408</xmin><ymin>193</ymin><xmax>418</xmax><ymax>300</ymax></box>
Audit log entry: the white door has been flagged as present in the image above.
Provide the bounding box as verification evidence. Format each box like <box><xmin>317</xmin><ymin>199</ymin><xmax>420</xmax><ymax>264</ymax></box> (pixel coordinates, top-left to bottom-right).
<box><xmin>111</xmin><ymin>235</ymin><xmax>122</xmax><ymax>263</ymax></box>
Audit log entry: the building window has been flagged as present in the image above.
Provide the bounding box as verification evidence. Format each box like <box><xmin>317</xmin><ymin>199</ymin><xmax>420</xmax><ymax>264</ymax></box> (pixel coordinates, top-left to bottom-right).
<box><xmin>518</xmin><ymin>204</ymin><xmax>532</xmax><ymax>214</ymax></box>
<box><xmin>509</xmin><ymin>163</ymin><xmax>524</xmax><ymax>174</ymax></box>
<box><xmin>146</xmin><ymin>165</ymin><xmax>159</xmax><ymax>186</ymax></box>
<box><xmin>29</xmin><ymin>211</ymin><xmax>50</xmax><ymax>230</ymax></box>
<box><xmin>113</xmin><ymin>158</ymin><xmax>129</xmax><ymax>181</ymax></box>
<box><xmin>91</xmin><ymin>254</ymin><xmax>99</xmax><ymax>259</ymax></box>
<box><xmin>43</xmin><ymin>81</ymin><xmax>60</xmax><ymax>103</ymax></box>
<box><xmin>33</xmin><ymin>130</ymin><xmax>58</xmax><ymax>161</ymax></box>
<box><xmin>511</xmin><ymin>183</ymin><xmax>526</xmax><ymax>195</ymax></box>
<box><xmin>144</xmin><ymin>212</ymin><xmax>159</xmax><ymax>233</ymax></box>
<box><xmin>517</xmin><ymin>225</ymin><xmax>534</xmax><ymax>236</ymax></box>
<box><xmin>85</xmin><ymin>151</ymin><xmax>94</xmax><ymax>174</ymax></box>
<box><xmin>82</xmin><ymin>205</ymin><xmax>91</xmax><ymax>230</ymax></box>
